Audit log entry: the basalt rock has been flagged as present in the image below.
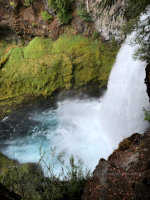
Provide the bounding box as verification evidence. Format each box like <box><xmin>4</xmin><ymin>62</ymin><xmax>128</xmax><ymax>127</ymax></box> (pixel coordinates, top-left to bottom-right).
<box><xmin>86</xmin><ymin>0</ymin><xmax>126</xmax><ymax>41</ymax></box>
<box><xmin>82</xmin><ymin>130</ymin><xmax>150</xmax><ymax>200</ymax></box>
<box><xmin>145</xmin><ymin>63</ymin><xmax>150</xmax><ymax>101</ymax></box>
<box><xmin>0</xmin><ymin>0</ymin><xmax>94</xmax><ymax>42</ymax></box>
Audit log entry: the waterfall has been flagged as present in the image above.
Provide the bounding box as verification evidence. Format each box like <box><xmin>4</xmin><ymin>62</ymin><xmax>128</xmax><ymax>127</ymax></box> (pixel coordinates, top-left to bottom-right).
<box><xmin>1</xmin><ymin>13</ymin><xmax>149</xmax><ymax>171</ymax></box>
<box><xmin>41</xmin><ymin>34</ymin><xmax>149</xmax><ymax>169</ymax></box>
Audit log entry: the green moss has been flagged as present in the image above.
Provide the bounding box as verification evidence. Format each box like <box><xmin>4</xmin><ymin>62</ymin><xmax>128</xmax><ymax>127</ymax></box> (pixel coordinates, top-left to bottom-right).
<box><xmin>0</xmin><ymin>35</ymin><xmax>119</xmax><ymax>117</ymax></box>
<box><xmin>7</xmin><ymin>47</ymin><xmax>24</xmax><ymax>65</ymax></box>
<box><xmin>0</xmin><ymin>41</ymin><xmax>11</xmax><ymax>58</ymax></box>
<box><xmin>24</xmin><ymin>37</ymin><xmax>53</xmax><ymax>59</ymax></box>
<box><xmin>41</xmin><ymin>10</ymin><xmax>52</xmax><ymax>22</ymax></box>
<box><xmin>9</xmin><ymin>1</ymin><xmax>16</xmax><ymax>7</ymax></box>
<box><xmin>23</xmin><ymin>0</ymin><xmax>34</xmax><ymax>7</ymax></box>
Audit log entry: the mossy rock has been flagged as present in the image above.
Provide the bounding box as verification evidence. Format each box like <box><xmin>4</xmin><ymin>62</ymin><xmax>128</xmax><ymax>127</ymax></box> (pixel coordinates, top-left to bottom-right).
<box><xmin>24</xmin><ymin>37</ymin><xmax>53</xmax><ymax>59</ymax></box>
<box><xmin>0</xmin><ymin>35</ymin><xmax>120</xmax><ymax>118</ymax></box>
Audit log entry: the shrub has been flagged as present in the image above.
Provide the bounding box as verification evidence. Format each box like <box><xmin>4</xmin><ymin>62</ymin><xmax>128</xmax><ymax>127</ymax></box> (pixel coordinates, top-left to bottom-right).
<box><xmin>9</xmin><ymin>1</ymin><xmax>16</xmax><ymax>8</ymax></box>
<box><xmin>41</xmin><ymin>11</ymin><xmax>52</xmax><ymax>22</ymax></box>
<box><xmin>92</xmin><ymin>31</ymin><xmax>99</xmax><ymax>39</ymax></box>
<box><xmin>32</xmin><ymin>22</ymin><xmax>36</xmax><ymax>27</ymax></box>
<box><xmin>23</xmin><ymin>0</ymin><xmax>34</xmax><ymax>7</ymax></box>
<box><xmin>0</xmin><ymin>151</ymin><xmax>90</xmax><ymax>200</ymax></box>
<box><xmin>133</xmin><ymin>11</ymin><xmax>150</xmax><ymax>62</ymax></box>
<box><xmin>77</xmin><ymin>6</ymin><xmax>92</xmax><ymax>22</ymax></box>
<box><xmin>143</xmin><ymin>108</ymin><xmax>150</xmax><ymax>122</ymax></box>
<box><xmin>48</xmin><ymin>0</ymin><xmax>74</xmax><ymax>24</ymax></box>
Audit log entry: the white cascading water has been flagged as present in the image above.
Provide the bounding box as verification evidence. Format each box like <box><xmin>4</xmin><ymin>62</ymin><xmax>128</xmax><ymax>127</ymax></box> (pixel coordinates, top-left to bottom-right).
<box><xmin>1</xmin><ymin>12</ymin><xmax>149</xmax><ymax>171</ymax></box>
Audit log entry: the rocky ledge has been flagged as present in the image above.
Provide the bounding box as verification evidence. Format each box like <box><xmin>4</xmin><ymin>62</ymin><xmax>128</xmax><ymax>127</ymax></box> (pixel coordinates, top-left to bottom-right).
<box><xmin>82</xmin><ymin>129</ymin><xmax>150</xmax><ymax>200</ymax></box>
<box><xmin>0</xmin><ymin>0</ymin><xmax>94</xmax><ymax>41</ymax></box>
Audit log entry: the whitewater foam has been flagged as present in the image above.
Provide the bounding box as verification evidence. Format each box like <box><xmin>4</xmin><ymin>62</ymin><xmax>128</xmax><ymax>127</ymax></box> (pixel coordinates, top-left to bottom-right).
<box><xmin>1</xmin><ymin>12</ymin><xmax>150</xmax><ymax>171</ymax></box>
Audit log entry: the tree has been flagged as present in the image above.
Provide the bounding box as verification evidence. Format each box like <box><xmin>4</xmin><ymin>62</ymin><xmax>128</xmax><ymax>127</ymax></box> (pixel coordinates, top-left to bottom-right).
<box><xmin>48</xmin><ymin>0</ymin><xmax>74</xmax><ymax>24</ymax></box>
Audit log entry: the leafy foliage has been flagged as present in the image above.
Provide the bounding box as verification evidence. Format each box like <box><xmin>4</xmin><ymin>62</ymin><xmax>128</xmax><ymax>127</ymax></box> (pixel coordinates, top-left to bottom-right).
<box><xmin>23</xmin><ymin>0</ymin><xmax>34</xmax><ymax>7</ymax></box>
<box><xmin>92</xmin><ymin>31</ymin><xmax>99</xmax><ymax>39</ymax></box>
<box><xmin>99</xmin><ymin>0</ymin><xmax>150</xmax><ymax>16</ymax></box>
<box><xmin>0</xmin><ymin>35</ymin><xmax>119</xmax><ymax>103</ymax></box>
<box><xmin>0</xmin><ymin>150</ymin><xmax>90</xmax><ymax>200</ymax></box>
<box><xmin>41</xmin><ymin>11</ymin><xmax>52</xmax><ymax>22</ymax></box>
<box><xmin>143</xmin><ymin>108</ymin><xmax>150</xmax><ymax>122</ymax></box>
<box><xmin>9</xmin><ymin>1</ymin><xmax>16</xmax><ymax>8</ymax></box>
<box><xmin>48</xmin><ymin>0</ymin><xmax>74</xmax><ymax>24</ymax></box>
<box><xmin>77</xmin><ymin>3</ymin><xmax>92</xmax><ymax>22</ymax></box>
<box><xmin>133</xmin><ymin>12</ymin><xmax>150</xmax><ymax>62</ymax></box>
<box><xmin>125</xmin><ymin>0</ymin><xmax>150</xmax><ymax>19</ymax></box>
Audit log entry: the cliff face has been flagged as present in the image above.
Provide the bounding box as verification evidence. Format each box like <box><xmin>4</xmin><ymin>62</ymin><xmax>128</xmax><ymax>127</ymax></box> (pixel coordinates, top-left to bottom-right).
<box><xmin>82</xmin><ymin>130</ymin><xmax>150</xmax><ymax>200</ymax></box>
<box><xmin>86</xmin><ymin>0</ymin><xmax>126</xmax><ymax>41</ymax></box>
<box><xmin>0</xmin><ymin>0</ymin><xmax>126</xmax><ymax>42</ymax></box>
<box><xmin>0</xmin><ymin>0</ymin><xmax>94</xmax><ymax>41</ymax></box>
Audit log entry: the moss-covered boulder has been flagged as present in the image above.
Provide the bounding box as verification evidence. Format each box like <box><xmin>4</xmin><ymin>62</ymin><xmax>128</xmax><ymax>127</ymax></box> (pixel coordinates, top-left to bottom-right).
<box><xmin>0</xmin><ymin>35</ymin><xmax>119</xmax><ymax>118</ymax></box>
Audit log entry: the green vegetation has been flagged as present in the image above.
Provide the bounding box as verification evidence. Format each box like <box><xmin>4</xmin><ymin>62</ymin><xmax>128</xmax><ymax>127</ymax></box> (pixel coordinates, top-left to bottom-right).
<box><xmin>143</xmin><ymin>108</ymin><xmax>150</xmax><ymax>122</ymax></box>
<box><xmin>41</xmin><ymin>11</ymin><xmax>53</xmax><ymax>22</ymax></box>
<box><xmin>48</xmin><ymin>0</ymin><xmax>74</xmax><ymax>24</ymax></box>
<box><xmin>9</xmin><ymin>1</ymin><xmax>16</xmax><ymax>8</ymax></box>
<box><xmin>0</xmin><ymin>151</ymin><xmax>90</xmax><ymax>200</ymax></box>
<box><xmin>0</xmin><ymin>35</ymin><xmax>119</xmax><ymax>118</ymax></box>
<box><xmin>24</xmin><ymin>0</ymin><xmax>34</xmax><ymax>7</ymax></box>
<box><xmin>99</xmin><ymin>0</ymin><xmax>149</xmax><ymax>16</ymax></box>
<box><xmin>133</xmin><ymin>13</ymin><xmax>150</xmax><ymax>62</ymax></box>
<box><xmin>0</xmin><ymin>41</ymin><xmax>11</xmax><ymax>58</ymax></box>
<box><xmin>0</xmin><ymin>41</ymin><xmax>13</xmax><ymax>70</ymax></box>
<box><xmin>0</xmin><ymin>153</ymin><xmax>42</xmax><ymax>199</ymax></box>
<box><xmin>92</xmin><ymin>31</ymin><xmax>99</xmax><ymax>39</ymax></box>
<box><xmin>77</xmin><ymin>3</ymin><xmax>92</xmax><ymax>22</ymax></box>
<box><xmin>32</xmin><ymin>22</ymin><xmax>36</xmax><ymax>27</ymax></box>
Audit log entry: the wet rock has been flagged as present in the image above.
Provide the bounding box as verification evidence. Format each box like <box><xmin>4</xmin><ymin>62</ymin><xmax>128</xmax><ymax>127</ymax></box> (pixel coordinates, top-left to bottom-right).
<box><xmin>145</xmin><ymin>63</ymin><xmax>150</xmax><ymax>101</ymax></box>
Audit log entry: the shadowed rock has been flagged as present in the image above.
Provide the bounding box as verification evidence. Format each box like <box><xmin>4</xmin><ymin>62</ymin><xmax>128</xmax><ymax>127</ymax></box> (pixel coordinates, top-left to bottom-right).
<box><xmin>0</xmin><ymin>184</ymin><xmax>20</xmax><ymax>200</ymax></box>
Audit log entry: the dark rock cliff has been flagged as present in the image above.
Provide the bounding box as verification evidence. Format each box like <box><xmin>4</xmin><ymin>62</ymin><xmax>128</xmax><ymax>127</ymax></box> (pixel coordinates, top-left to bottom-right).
<box><xmin>145</xmin><ymin>63</ymin><xmax>150</xmax><ymax>101</ymax></box>
<box><xmin>0</xmin><ymin>184</ymin><xmax>21</xmax><ymax>200</ymax></box>
<box><xmin>82</xmin><ymin>130</ymin><xmax>150</xmax><ymax>200</ymax></box>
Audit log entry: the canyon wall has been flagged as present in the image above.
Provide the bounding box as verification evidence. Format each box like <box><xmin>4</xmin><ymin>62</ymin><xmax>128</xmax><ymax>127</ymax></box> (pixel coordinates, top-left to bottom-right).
<box><xmin>86</xmin><ymin>0</ymin><xmax>126</xmax><ymax>41</ymax></box>
<box><xmin>0</xmin><ymin>0</ymin><xmax>126</xmax><ymax>41</ymax></box>
<box><xmin>0</xmin><ymin>0</ymin><xmax>94</xmax><ymax>41</ymax></box>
